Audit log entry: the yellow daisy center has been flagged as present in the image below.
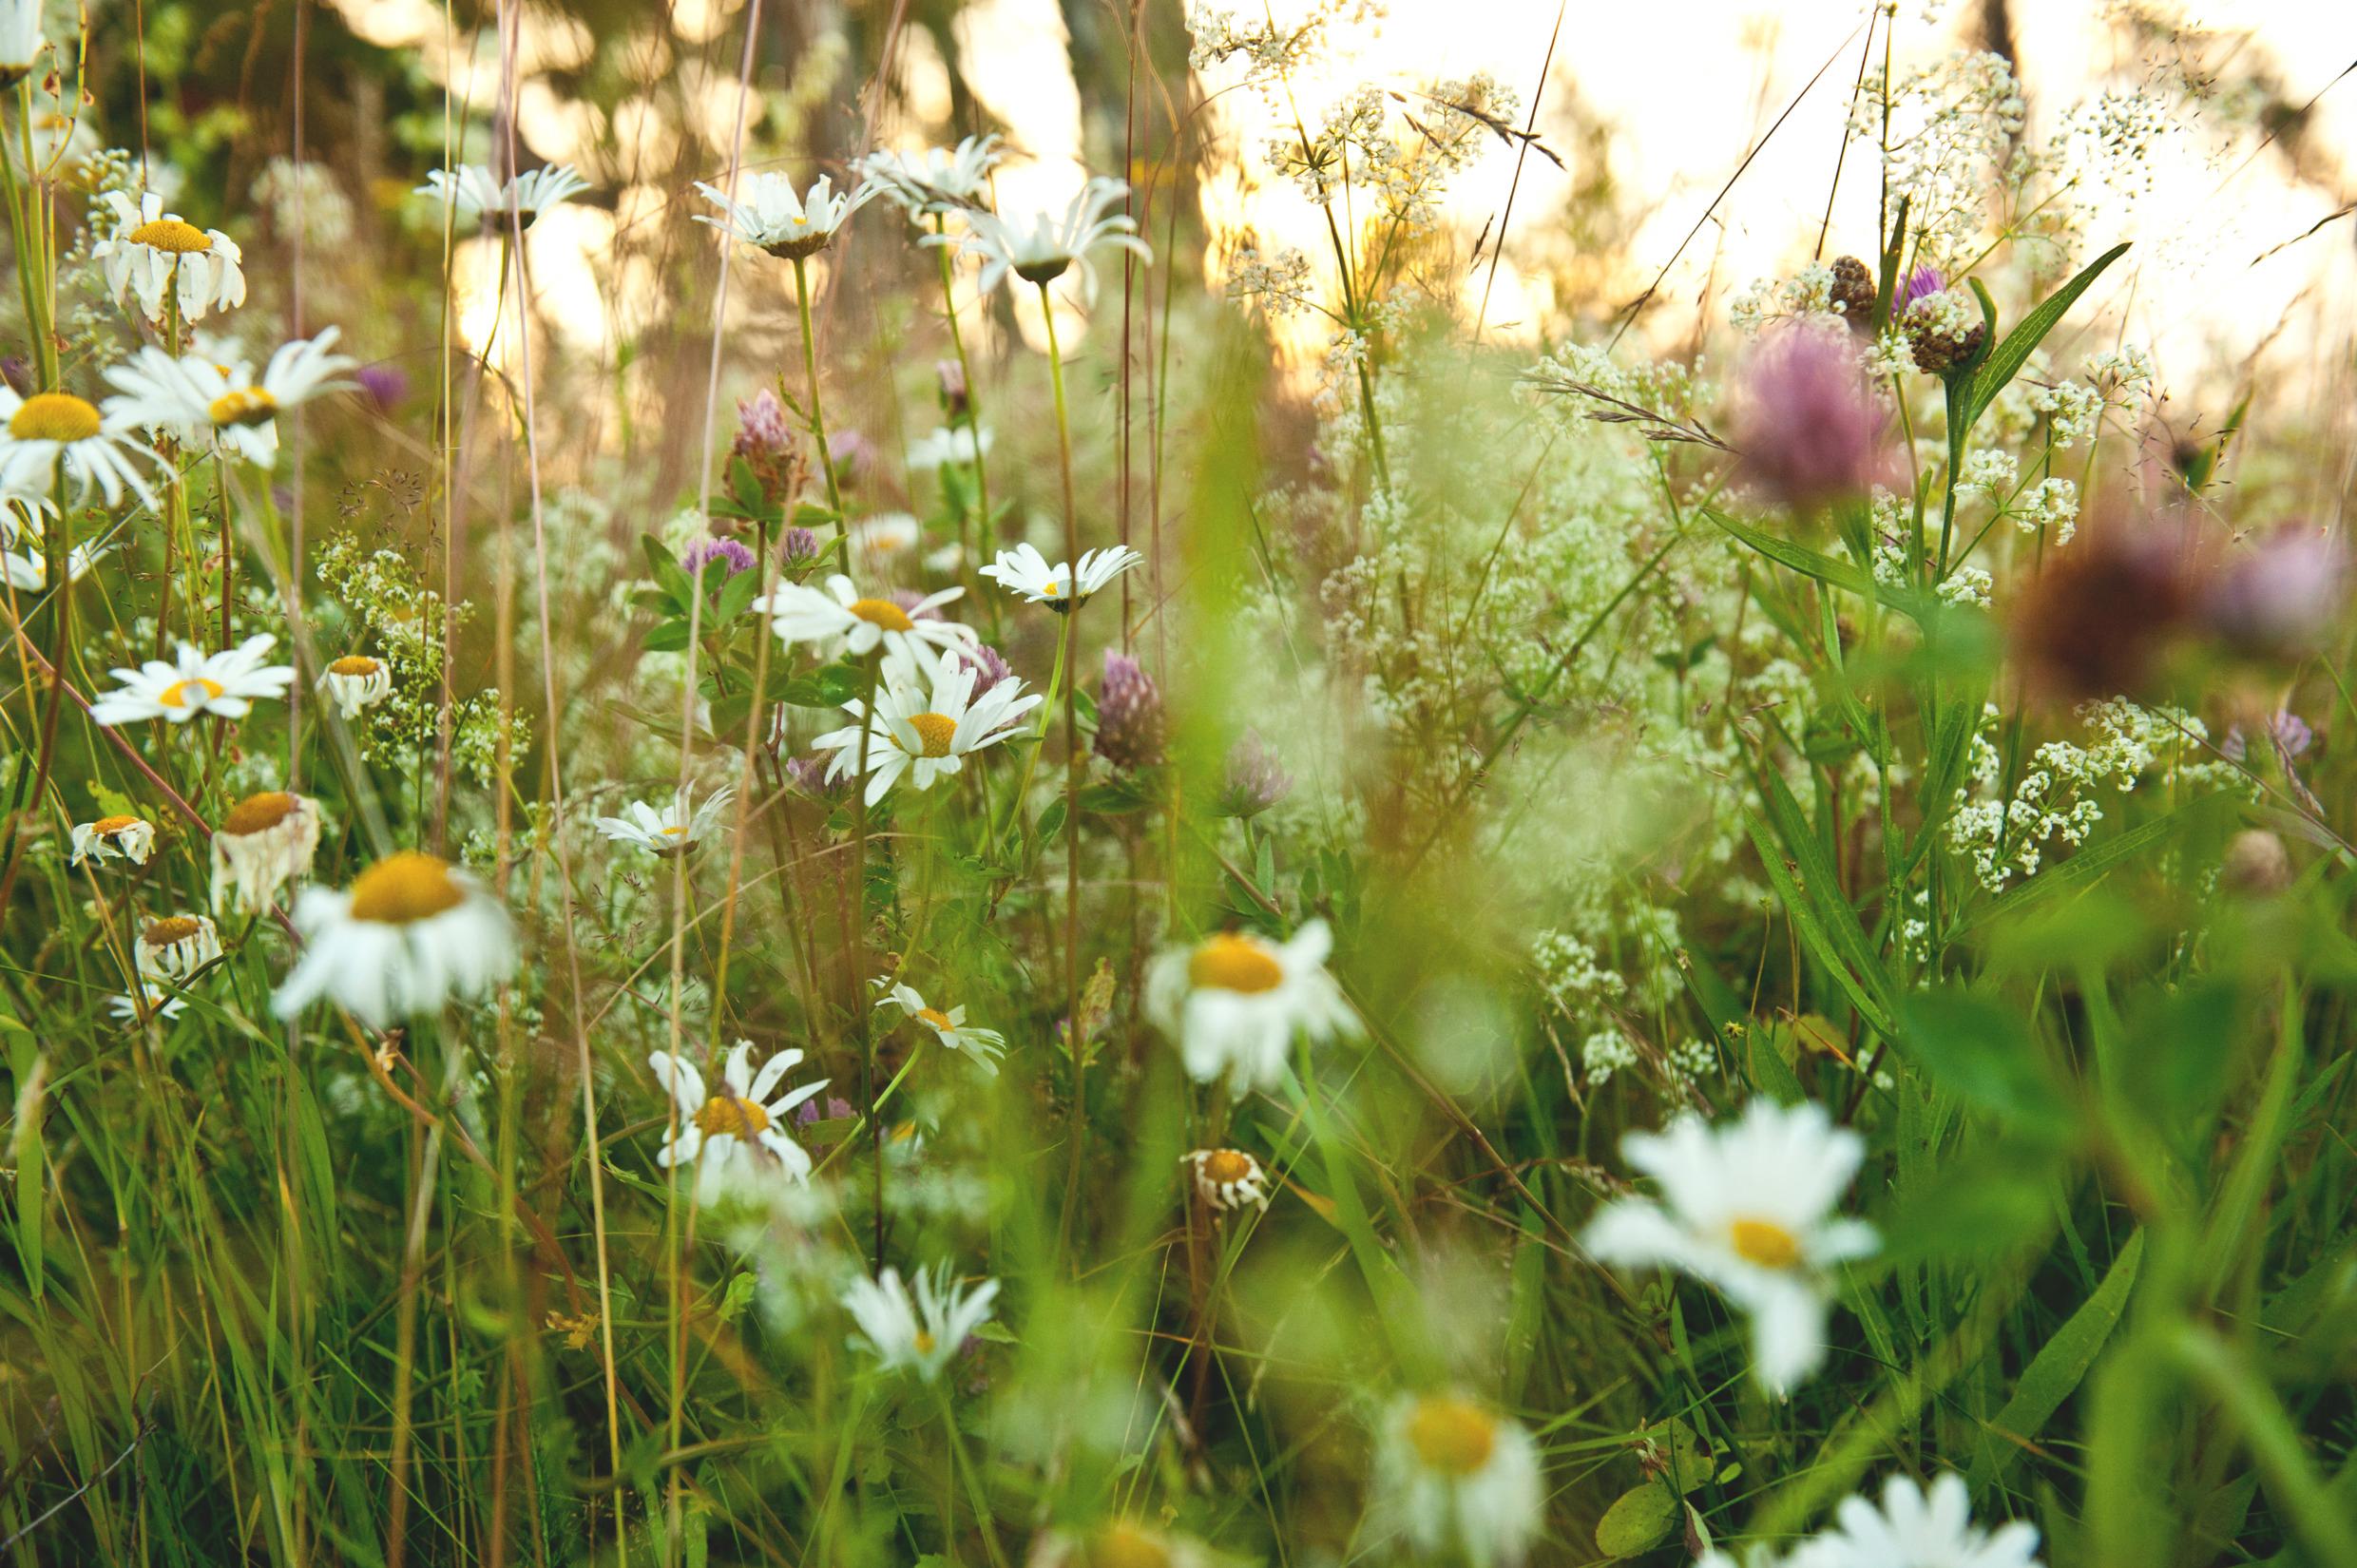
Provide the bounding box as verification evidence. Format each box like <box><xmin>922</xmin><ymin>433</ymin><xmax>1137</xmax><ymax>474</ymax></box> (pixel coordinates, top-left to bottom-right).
<box><xmin>220</xmin><ymin>791</ymin><xmax>299</xmax><ymax>836</ymax></box>
<box><xmin>916</xmin><ymin>1006</ymin><xmax>953</xmax><ymax>1030</ymax></box>
<box><xmin>912</xmin><ymin>1329</ymin><xmax>938</xmax><ymax>1354</ymax></box>
<box><xmin>91</xmin><ymin>814</ymin><xmax>143</xmax><ymax>835</ymax></box>
<box><xmin>1406</xmin><ymin>1395</ymin><xmax>1498</xmax><ymax>1477</ymax></box>
<box><xmin>908</xmin><ymin>712</ymin><xmax>958</xmax><ymax>758</ymax></box>
<box><xmin>1729</xmin><ymin>1217</ymin><xmax>1803</xmax><ymax>1270</ymax></box>
<box><xmin>126</xmin><ymin>218</ymin><xmax>211</xmax><ymax>254</ymax></box>
<box><xmin>207</xmin><ymin>388</ymin><xmax>278</xmax><ymax>428</ymax></box>
<box><xmin>9</xmin><ymin>392</ymin><xmax>102</xmax><ymax>444</ymax></box>
<box><xmin>328</xmin><ymin>654</ymin><xmax>382</xmax><ymax>677</ymax></box>
<box><xmin>847</xmin><ymin>597</ymin><xmax>915</xmax><ymax>632</ymax></box>
<box><xmin>1042</xmin><ymin>578</ymin><xmax>1067</xmax><ymax>599</ymax></box>
<box><xmin>1087</xmin><ymin>1524</ymin><xmax>1172</xmax><ymax>1568</ymax></box>
<box><xmin>161</xmin><ymin>676</ymin><xmax>226</xmax><ymax>710</ymax></box>
<box><xmin>348</xmin><ymin>851</ymin><xmax>467</xmax><ymax>925</ymax></box>
<box><xmin>1200</xmin><ymin>1149</ymin><xmax>1255</xmax><ymax>1185</ymax></box>
<box><xmin>1188</xmin><ymin>932</ymin><xmax>1284</xmax><ymax>994</ymax></box>
<box><xmin>144</xmin><ymin>915</ymin><xmax>203</xmax><ymax>946</ymax></box>
<box><xmin>693</xmin><ymin>1094</ymin><xmax>772</xmax><ymax>1138</ymax></box>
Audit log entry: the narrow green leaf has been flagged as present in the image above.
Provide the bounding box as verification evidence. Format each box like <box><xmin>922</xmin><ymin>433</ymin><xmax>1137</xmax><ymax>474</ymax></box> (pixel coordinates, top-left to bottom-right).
<box><xmin>1969</xmin><ymin>1230</ymin><xmax>2144</xmax><ymax>1487</ymax></box>
<box><xmin>1961</xmin><ymin>242</ymin><xmax>2130</xmax><ymax>432</ymax></box>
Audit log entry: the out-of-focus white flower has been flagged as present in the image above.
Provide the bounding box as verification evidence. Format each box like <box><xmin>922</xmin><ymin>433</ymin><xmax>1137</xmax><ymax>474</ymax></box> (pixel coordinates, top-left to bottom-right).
<box><xmin>907</xmin><ymin>424</ymin><xmax>991</xmax><ymax>470</ymax></box>
<box><xmin>851</xmin><ymin>511</ymin><xmax>923</xmax><ymax>567</ymax></box>
<box><xmin>931</xmin><ymin>176</ymin><xmax>1150</xmax><ymax>296</ymax></box>
<box><xmin>272</xmin><ymin>851</ymin><xmax>516</xmax><ymax>1027</ymax></box>
<box><xmin>210</xmin><ymin>790</ymin><xmax>322</xmax><ymax>914</ymax></box>
<box><xmin>979</xmin><ymin>542</ymin><xmax>1142</xmax><ymax>611</ymax></box>
<box><xmin>754</xmin><ymin>572</ymin><xmax>976</xmax><ymax>670</ymax></box>
<box><xmin>840</xmin><ymin>1262</ymin><xmax>999</xmax><ymax>1381</ymax></box>
<box><xmin>104</xmin><ymin>328</ymin><xmax>356</xmax><ymax>468</ymax></box>
<box><xmin>136</xmin><ymin>913</ymin><xmax>221</xmax><ymax>984</ymax></box>
<box><xmin>0</xmin><ymin>387</ymin><xmax>160</xmax><ymax>508</ymax></box>
<box><xmin>647</xmin><ymin>1040</ymin><xmax>828</xmax><ymax>1200</ymax></box>
<box><xmin>92</xmin><ymin>191</ymin><xmax>245</xmax><ymax>324</ymax></box>
<box><xmin>0</xmin><ymin>0</ymin><xmax>45</xmax><ymax>86</ymax></box>
<box><xmin>1582</xmin><ymin>1098</ymin><xmax>1878</xmax><ymax>1396</ymax></box>
<box><xmin>877</xmin><ymin>982</ymin><xmax>1006</xmax><ymax>1075</ymax></box>
<box><xmin>593</xmin><ymin>784</ymin><xmax>735</xmax><ymax>855</ymax></box>
<box><xmin>1026</xmin><ymin>1523</ymin><xmax>1217</xmax><ymax>1568</ymax></box>
<box><xmin>1182</xmin><ymin>1147</ymin><xmax>1271</xmax><ymax>1213</ymax></box>
<box><xmin>811</xmin><ymin>652</ymin><xmax>1040</xmax><ymax>806</ymax></box>
<box><xmin>89</xmin><ymin>635</ymin><xmax>296</xmax><ymax>726</ymax></box>
<box><xmin>1374</xmin><ymin>1391</ymin><xmax>1545</xmax><ymax>1567</ymax></box>
<box><xmin>109</xmin><ymin>983</ymin><xmax>187</xmax><ymax>1025</ymax></box>
<box><xmin>415</xmin><ymin>163</ymin><xmax>589</xmax><ymax>229</ymax></box>
<box><xmin>1702</xmin><ymin>1473</ymin><xmax>2042</xmax><ymax>1568</ymax></box>
<box><xmin>70</xmin><ymin>813</ymin><xmax>155</xmax><ymax>868</ymax></box>
<box><xmin>695</xmin><ymin>170</ymin><xmax>872</xmax><ymax>259</ymax></box>
<box><xmin>1146</xmin><ymin>922</ymin><xmax>1356</xmax><ymax>1098</ymax></box>
<box><xmin>318</xmin><ymin>654</ymin><xmax>393</xmax><ymax>719</ymax></box>
<box><xmin>857</xmin><ymin>135</ymin><xmax>1003</xmax><ymax>218</ymax></box>
<box><xmin>1</xmin><ymin>542</ymin><xmax>107</xmax><ymax>591</ymax></box>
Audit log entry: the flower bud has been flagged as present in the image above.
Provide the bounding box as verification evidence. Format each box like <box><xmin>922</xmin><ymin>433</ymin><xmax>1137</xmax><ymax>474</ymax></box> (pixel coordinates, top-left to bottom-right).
<box><xmin>1218</xmin><ymin>728</ymin><xmax>1293</xmax><ymax>818</ymax></box>
<box><xmin>2220</xmin><ymin>829</ymin><xmax>2291</xmax><ymax>897</ymax></box>
<box><xmin>1829</xmin><ymin>256</ymin><xmax>1876</xmax><ymax>331</ymax></box>
<box><xmin>1094</xmin><ymin>651</ymin><xmax>1165</xmax><ymax>771</ymax></box>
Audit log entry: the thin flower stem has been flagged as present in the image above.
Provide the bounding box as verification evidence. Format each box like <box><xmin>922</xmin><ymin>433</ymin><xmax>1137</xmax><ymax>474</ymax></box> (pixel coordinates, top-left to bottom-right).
<box><xmin>793</xmin><ymin>255</ymin><xmax>851</xmax><ymax>572</ymax></box>
<box><xmin>849</xmin><ymin>655</ymin><xmax>884</xmax><ymax>1271</ymax></box>
<box><xmin>1038</xmin><ymin>280</ymin><xmax>1086</xmax><ymax>1257</ymax></box>
<box><xmin>931</xmin><ymin>215</ymin><xmax>993</xmax><ymax>552</ymax></box>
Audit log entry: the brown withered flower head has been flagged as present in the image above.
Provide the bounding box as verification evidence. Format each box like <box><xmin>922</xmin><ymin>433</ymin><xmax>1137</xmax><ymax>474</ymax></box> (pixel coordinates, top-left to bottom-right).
<box><xmin>2007</xmin><ymin>500</ymin><xmax>2199</xmax><ymax>703</ymax></box>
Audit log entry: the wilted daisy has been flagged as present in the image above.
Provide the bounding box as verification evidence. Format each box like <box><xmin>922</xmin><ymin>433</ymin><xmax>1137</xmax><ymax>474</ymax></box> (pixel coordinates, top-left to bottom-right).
<box><xmin>907</xmin><ymin>424</ymin><xmax>991</xmax><ymax>470</ymax></box>
<box><xmin>755</xmin><ymin>572</ymin><xmax>976</xmax><ymax>669</ymax></box>
<box><xmin>811</xmin><ymin>653</ymin><xmax>1041</xmax><ymax>806</ymax></box>
<box><xmin>93</xmin><ymin>191</ymin><xmax>245</xmax><ymax>324</ymax></box>
<box><xmin>1182</xmin><ymin>1147</ymin><xmax>1271</xmax><ymax>1214</ymax></box>
<box><xmin>1801</xmin><ymin>1473</ymin><xmax>2043</xmax><ymax>1568</ymax></box>
<box><xmin>69</xmin><ymin>813</ymin><xmax>156</xmax><ymax>867</ymax></box>
<box><xmin>103</xmin><ymin>328</ymin><xmax>357</xmax><ymax>467</ymax></box>
<box><xmin>980</xmin><ymin>543</ymin><xmax>1143</xmax><ymax>611</ymax></box>
<box><xmin>1374</xmin><ymin>1391</ymin><xmax>1545</xmax><ymax>1567</ymax></box>
<box><xmin>877</xmin><ymin>983</ymin><xmax>1007</xmax><ymax>1075</ymax></box>
<box><xmin>209</xmin><ymin>791</ymin><xmax>322</xmax><ymax>914</ymax></box>
<box><xmin>89</xmin><ymin>635</ymin><xmax>297</xmax><ymax>726</ymax></box>
<box><xmin>415</xmin><ymin>163</ymin><xmax>589</xmax><ymax>228</ymax></box>
<box><xmin>857</xmin><ymin>135</ymin><xmax>1003</xmax><ymax>217</ymax></box>
<box><xmin>695</xmin><ymin>170</ymin><xmax>872</xmax><ymax>259</ymax></box>
<box><xmin>593</xmin><ymin>784</ymin><xmax>735</xmax><ymax>856</ymax></box>
<box><xmin>840</xmin><ymin>1262</ymin><xmax>999</xmax><ymax>1381</ymax></box>
<box><xmin>647</xmin><ymin>1039</ymin><xmax>829</xmax><ymax>1197</ymax></box>
<box><xmin>318</xmin><ymin>654</ymin><xmax>393</xmax><ymax>719</ymax></box>
<box><xmin>109</xmin><ymin>983</ymin><xmax>188</xmax><ymax>1025</ymax></box>
<box><xmin>0</xmin><ymin>0</ymin><xmax>43</xmax><ymax>88</ymax></box>
<box><xmin>1582</xmin><ymin>1098</ymin><xmax>1878</xmax><ymax>1395</ymax></box>
<box><xmin>2</xmin><ymin>542</ymin><xmax>107</xmax><ymax>591</ymax></box>
<box><xmin>0</xmin><ymin>386</ymin><xmax>160</xmax><ymax>507</ymax></box>
<box><xmin>934</xmin><ymin>175</ymin><xmax>1151</xmax><ymax>296</ymax></box>
<box><xmin>272</xmin><ymin>851</ymin><xmax>517</xmax><ymax>1027</ymax></box>
<box><xmin>136</xmin><ymin>913</ymin><xmax>222</xmax><ymax>984</ymax></box>
<box><xmin>1146</xmin><ymin>922</ymin><xmax>1357</xmax><ymax>1097</ymax></box>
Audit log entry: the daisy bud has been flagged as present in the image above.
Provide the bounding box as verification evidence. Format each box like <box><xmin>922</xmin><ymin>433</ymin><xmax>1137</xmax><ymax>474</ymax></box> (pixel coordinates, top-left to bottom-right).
<box><xmin>1828</xmin><ymin>255</ymin><xmax>1876</xmax><ymax>331</ymax></box>
<box><xmin>2221</xmin><ymin>829</ymin><xmax>2291</xmax><ymax>898</ymax></box>
<box><xmin>2199</xmin><ymin>524</ymin><xmax>2348</xmax><ymax>660</ymax></box>
<box><xmin>1094</xmin><ymin>651</ymin><xmax>1165</xmax><ymax>772</ymax></box>
<box><xmin>935</xmin><ymin>358</ymin><xmax>968</xmax><ymax>418</ymax></box>
<box><xmin>1730</xmin><ymin>327</ymin><xmax>1893</xmax><ymax>516</ymax></box>
<box><xmin>1218</xmin><ymin>728</ymin><xmax>1293</xmax><ymax>818</ymax></box>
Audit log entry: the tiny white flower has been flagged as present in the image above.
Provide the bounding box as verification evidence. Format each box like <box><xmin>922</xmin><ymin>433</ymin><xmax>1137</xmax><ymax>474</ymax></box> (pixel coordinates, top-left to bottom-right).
<box><xmin>103</xmin><ymin>328</ymin><xmax>357</xmax><ymax>468</ymax></box>
<box><xmin>979</xmin><ymin>542</ymin><xmax>1142</xmax><ymax>611</ymax></box>
<box><xmin>1</xmin><ymin>542</ymin><xmax>107</xmax><ymax>591</ymax></box>
<box><xmin>136</xmin><ymin>913</ymin><xmax>222</xmax><ymax>984</ymax></box>
<box><xmin>210</xmin><ymin>790</ymin><xmax>323</xmax><ymax>915</ymax></box>
<box><xmin>1582</xmin><ymin>1098</ymin><xmax>1878</xmax><ymax>1396</ymax></box>
<box><xmin>840</xmin><ymin>1262</ymin><xmax>999</xmax><ymax>1381</ymax></box>
<box><xmin>856</xmin><ymin>135</ymin><xmax>1004</xmax><ymax>217</ymax></box>
<box><xmin>415</xmin><ymin>163</ymin><xmax>589</xmax><ymax>228</ymax></box>
<box><xmin>69</xmin><ymin>813</ymin><xmax>156</xmax><ymax>868</ymax></box>
<box><xmin>1181</xmin><ymin>1147</ymin><xmax>1271</xmax><ymax>1214</ymax></box>
<box><xmin>906</xmin><ymin>424</ymin><xmax>991</xmax><ymax>470</ymax></box>
<box><xmin>930</xmin><ymin>175</ymin><xmax>1151</xmax><ymax>296</ymax></box>
<box><xmin>647</xmin><ymin>1039</ymin><xmax>829</xmax><ymax>1201</ymax></box>
<box><xmin>1145</xmin><ymin>922</ymin><xmax>1357</xmax><ymax>1098</ymax></box>
<box><xmin>593</xmin><ymin>784</ymin><xmax>735</xmax><ymax>855</ymax></box>
<box><xmin>1374</xmin><ymin>1391</ymin><xmax>1545</xmax><ymax>1567</ymax></box>
<box><xmin>0</xmin><ymin>387</ymin><xmax>162</xmax><ymax>508</ymax></box>
<box><xmin>754</xmin><ymin>572</ymin><xmax>977</xmax><ymax>670</ymax></box>
<box><xmin>92</xmin><ymin>191</ymin><xmax>245</xmax><ymax>325</ymax></box>
<box><xmin>695</xmin><ymin>170</ymin><xmax>872</xmax><ymax>259</ymax></box>
<box><xmin>317</xmin><ymin>654</ymin><xmax>393</xmax><ymax>719</ymax></box>
<box><xmin>811</xmin><ymin>652</ymin><xmax>1041</xmax><ymax>806</ymax></box>
<box><xmin>272</xmin><ymin>851</ymin><xmax>517</xmax><ymax>1027</ymax></box>
<box><xmin>877</xmin><ymin>982</ymin><xmax>1006</xmax><ymax>1075</ymax></box>
<box><xmin>89</xmin><ymin>634</ymin><xmax>297</xmax><ymax>726</ymax></box>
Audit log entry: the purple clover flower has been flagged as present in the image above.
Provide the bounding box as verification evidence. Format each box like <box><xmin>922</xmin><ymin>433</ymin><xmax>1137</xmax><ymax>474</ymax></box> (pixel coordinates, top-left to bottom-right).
<box><xmin>1731</xmin><ymin>327</ymin><xmax>1894</xmax><ymax>516</ymax></box>
<box><xmin>1094</xmin><ymin>651</ymin><xmax>1165</xmax><ymax>771</ymax></box>
<box><xmin>682</xmin><ymin>537</ymin><xmax>757</xmax><ymax>578</ymax></box>
<box><xmin>1218</xmin><ymin>728</ymin><xmax>1293</xmax><ymax>818</ymax></box>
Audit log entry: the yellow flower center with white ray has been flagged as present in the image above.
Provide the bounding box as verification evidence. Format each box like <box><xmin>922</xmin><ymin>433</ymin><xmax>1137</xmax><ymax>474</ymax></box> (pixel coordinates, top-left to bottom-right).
<box><xmin>1200</xmin><ymin>1149</ymin><xmax>1255</xmax><ymax>1185</ymax></box>
<box><xmin>329</xmin><ymin>654</ymin><xmax>383</xmax><ymax>677</ymax></box>
<box><xmin>161</xmin><ymin>676</ymin><xmax>225</xmax><ymax>710</ymax></box>
<box><xmin>693</xmin><ymin>1094</ymin><xmax>772</xmax><ymax>1138</ymax></box>
<box><xmin>660</xmin><ymin>824</ymin><xmax>687</xmax><ymax>838</ymax></box>
<box><xmin>912</xmin><ymin>1329</ymin><xmax>937</xmax><ymax>1355</ymax></box>
<box><xmin>907</xmin><ymin>712</ymin><xmax>957</xmax><ymax>758</ymax></box>
<box><xmin>9</xmin><ymin>392</ymin><xmax>101</xmax><ymax>444</ymax></box>
<box><xmin>349</xmin><ymin>851</ymin><xmax>467</xmax><ymax>924</ymax></box>
<box><xmin>1729</xmin><ymin>1216</ymin><xmax>1803</xmax><ymax>1270</ymax></box>
<box><xmin>1188</xmin><ymin>932</ymin><xmax>1285</xmax><ymax>994</ymax></box>
<box><xmin>915</xmin><ymin>1005</ymin><xmax>954</xmax><ymax>1032</ymax></box>
<box><xmin>1088</xmin><ymin>1524</ymin><xmax>1173</xmax><ymax>1568</ymax></box>
<box><xmin>144</xmin><ymin>915</ymin><xmax>203</xmax><ymax>947</ymax></box>
<box><xmin>220</xmin><ymin>791</ymin><xmax>299</xmax><ymax>837</ymax></box>
<box><xmin>91</xmin><ymin>813</ymin><xmax>144</xmax><ymax>836</ymax></box>
<box><xmin>207</xmin><ymin>387</ymin><xmax>278</xmax><ymax>428</ymax></box>
<box><xmin>126</xmin><ymin>218</ymin><xmax>211</xmax><ymax>254</ymax></box>
<box><xmin>847</xmin><ymin>597</ymin><xmax>915</xmax><ymax>633</ymax></box>
<box><xmin>1405</xmin><ymin>1395</ymin><xmax>1498</xmax><ymax>1477</ymax></box>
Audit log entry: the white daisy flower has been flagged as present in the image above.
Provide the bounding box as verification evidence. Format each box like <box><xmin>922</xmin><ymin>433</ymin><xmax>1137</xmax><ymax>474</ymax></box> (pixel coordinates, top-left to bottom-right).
<box><xmin>69</xmin><ymin>813</ymin><xmax>156</xmax><ymax>867</ymax></box>
<box><xmin>906</xmin><ymin>425</ymin><xmax>991</xmax><ymax>470</ymax></box>
<box><xmin>2</xmin><ymin>542</ymin><xmax>107</xmax><ymax>591</ymax></box>
<box><xmin>88</xmin><ymin>634</ymin><xmax>297</xmax><ymax>726</ymax></box>
<box><xmin>271</xmin><ymin>851</ymin><xmax>517</xmax><ymax>1027</ymax></box>
<box><xmin>811</xmin><ymin>653</ymin><xmax>1041</xmax><ymax>806</ymax></box>
<box><xmin>647</xmin><ymin>1039</ymin><xmax>829</xmax><ymax>1199</ymax></box>
<box><xmin>1027</xmin><ymin>1523</ymin><xmax>1216</xmax><ymax>1568</ymax></box>
<box><xmin>753</xmin><ymin>572</ymin><xmax>977</xmax><ymax>670</ymax></box>
<box><xmin>0</xmin><ymin>387</ymin><xmax>161</xmax><ymax>508</ymax></box>
<box><xmin>877</xmin><ymin>982</ymin><xmax>1007</xmax><ymax>1075</ymax></box>
<box><xmin>856</xmin><ymin>135</ymin><xmax>1003</xmax><ymax>218</ymax></box>
<box><xmin>1182</xmin><ymin>1147</ymin><xmax>1271</xmax><ymax>1214</ymax></box>
<box><xmin>592</xmin><ymin>784</ymin><xmax>735</xmax><ymax>856</ymax></box>
<box><xmin>931</xmin><ymin>176</ymin><xmax>1151</xmax><ymax>296</ymax></box>
<box><xmin>1145</xmin><ymin>922</ymin><xmax>1357</xmax><ymax>1098</ymax></box>
<box><xmin>109</xmin><ymin>983</ymin><xmax>188</xmax><ymax>1025</ymax></box>
<box><xmin>415</xmin><ymin>163</ymin><xmax>589</xmax><ymax>228</ymax></box>
<box><xmin>103</xmin><ymin>328</ymin><xmax>357</xmax><ymax>468</ymax></box>
<box><xmin>694</xmin><ymin>170</ymin><xmax>872</xmax><ymax>259</ymax></box>
<box><xmin>1582</xmin><ymin>1098</ymin><xmax>1878</xmax><ymax>1396</ymax></box>
<box><xmin>210</xmin><ymin>790</ymin><xmax>323</xmax><ymax>915</ymax></box>
<box><xmin>1801</xmin><ymin>1473</ymin><xmax>2042</xmax><ymax>1568</ymax></box>
<box><xmin>840</xmin><ymin>1262</ymin><xmax>999</xmax><ymax>1382</ymax></box>
<box><xmin>851</xmin><ymin>511</ymin><xmax>923</xmax><ymax>568</ymax></box>
<box><xmin>0</xmin><ymin>0</ymin><xmax>44</xmax><ymax>87</ymax></box>
<box><xmin>1374</xmin><ymin>1391</ymin><xmax>1546</xmax><ymax>1568</ymax></box>
<box><xmin>979</xmin><ymin>542</ymin><xmax>1143</xmax><ymax>611</ymax></box>
<box><xmin>317</xmin><ymin>653</ymin><xmax>393</xmax><ymax>719</ymax></box>
<box><xmin>136</xmin><ymin>913</ymin><xmax>222</xmax><ymax>984</ymax></box>
<box><xmin>92</xmin><ymin>191</ymin><xmax>245</xmax><ymax>324</ymax></box>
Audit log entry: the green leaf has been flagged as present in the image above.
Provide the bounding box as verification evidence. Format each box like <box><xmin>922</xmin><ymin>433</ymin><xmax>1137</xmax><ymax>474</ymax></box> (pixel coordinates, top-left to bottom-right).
<box><xmin>1956</xmin><ymin>803</ymin><xmax>2206</xmax><ymax>938</ymax></box>
<box><xmin>1894</xmin><ymin>987</ymin><xmax>2071</xmax><ymax>1137</ymax></box>
<box><xmin>1703</xmin><ymin>507</ymin><xmax>1931</xmax><ymax>621</ymax></box>
<box><xmin>1960</xmin><ymin>242</ymin><xmax>2130</xmax><ymax>434</ymax></box>
<box><xmin>1595</xmin><ymin>1482</ymin><xmax>1677</xmax><ymax>1558</ymax></box>
<box><xmin>1969</xmin><ymin>1230</ymin><xmax>2144</xmax><ymax>1488</ymax></box>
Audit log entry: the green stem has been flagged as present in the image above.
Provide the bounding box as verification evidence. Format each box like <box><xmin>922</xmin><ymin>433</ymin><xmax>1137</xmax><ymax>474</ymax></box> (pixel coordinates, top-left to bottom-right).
<box><xmin>793</xmin><ymin>255</ymin><xmax>849</xmax><ymax>572</ymax></box>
